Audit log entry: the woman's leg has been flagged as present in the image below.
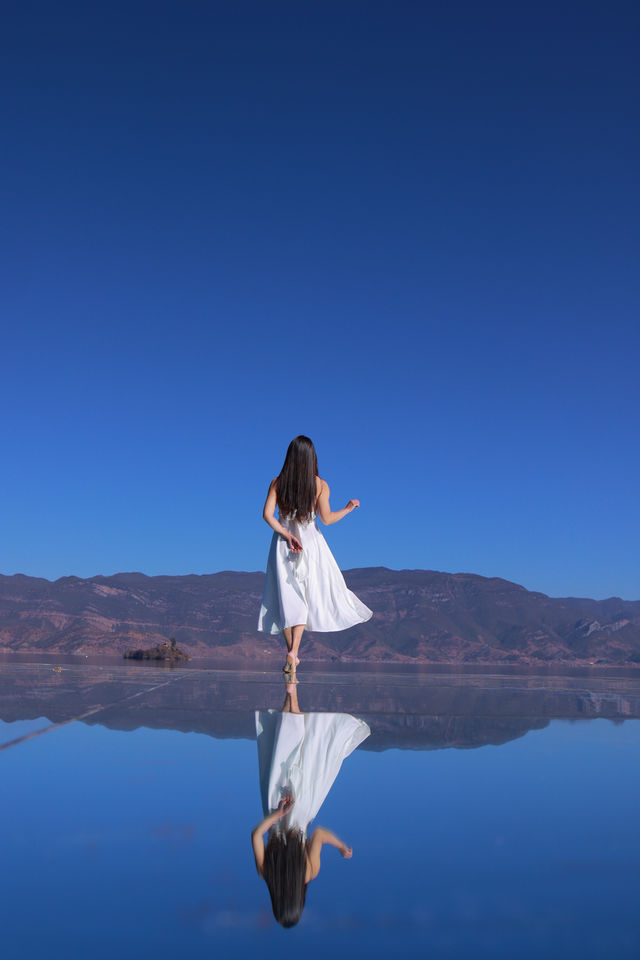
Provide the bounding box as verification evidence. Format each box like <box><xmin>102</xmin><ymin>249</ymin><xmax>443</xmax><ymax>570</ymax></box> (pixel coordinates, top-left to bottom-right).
<box><xmin>290</xmin><ymin>624</ymin><xmax>304</xmax><ymax>665</ymax></box>
<box><xmin>286</xmin><ymin>682</ymin><xmax>301</xmax><ymax>712</ymax></box>
<box><xmin>283</xmin><ymin>624</ymin><xmax>305</xmax><ymax>672</ymax></box>
<box><xmin>283</xmin><ymin>626</ymin><xmax>295</xmax><ymax>673</ymax></box>
<box><xmin>280</xmin><ymin>680</ymin><xmax>300</xmax><ymax>712</ymax></box>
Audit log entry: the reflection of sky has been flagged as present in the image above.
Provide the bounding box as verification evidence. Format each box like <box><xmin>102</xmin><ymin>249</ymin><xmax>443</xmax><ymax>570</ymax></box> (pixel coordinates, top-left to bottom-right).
<box><xmin>2</xmin><ymin>718</ymin><xmax>639</xmax><ymax>959</ymax></box>
<box><xmin>0</xmin><ymin>717</ymin><xmax>51</xmax><ymax>742</ymax></box>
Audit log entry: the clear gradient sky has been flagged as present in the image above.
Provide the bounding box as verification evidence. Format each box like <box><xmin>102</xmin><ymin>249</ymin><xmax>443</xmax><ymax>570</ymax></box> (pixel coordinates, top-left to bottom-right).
<box><xmin>2</xmin><ymin>2</ymin><xmax>638</xmax><ymax>599</ymax></box>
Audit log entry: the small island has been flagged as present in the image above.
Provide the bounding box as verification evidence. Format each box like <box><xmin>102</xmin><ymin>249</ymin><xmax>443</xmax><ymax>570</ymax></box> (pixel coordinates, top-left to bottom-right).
<box><xmin>123</xmin><ymin>636</ymin><xmax>190</xmax><ymax>663</ymax></box>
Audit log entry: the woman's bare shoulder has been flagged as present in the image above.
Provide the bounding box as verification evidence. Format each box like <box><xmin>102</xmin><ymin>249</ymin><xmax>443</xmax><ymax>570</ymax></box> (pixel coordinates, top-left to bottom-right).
<box><xmin>316</xmin><ymin>475</ymin><xmax>329</xmax><ymax>495</ymax></box>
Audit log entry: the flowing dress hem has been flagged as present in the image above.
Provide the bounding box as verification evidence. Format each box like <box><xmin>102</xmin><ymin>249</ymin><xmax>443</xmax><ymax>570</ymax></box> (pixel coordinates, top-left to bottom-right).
<box><xmin>257</xmin><ymin>606</ymin><xmax>373</xmax><ymax>635</ymax></box>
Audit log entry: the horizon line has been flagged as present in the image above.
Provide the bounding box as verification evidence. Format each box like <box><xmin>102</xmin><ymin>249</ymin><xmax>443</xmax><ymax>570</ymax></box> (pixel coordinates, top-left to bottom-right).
<box><xmin>0</xmin><ymin>567</ymin><xmax>637</xmax><ymax>604</ymax></box>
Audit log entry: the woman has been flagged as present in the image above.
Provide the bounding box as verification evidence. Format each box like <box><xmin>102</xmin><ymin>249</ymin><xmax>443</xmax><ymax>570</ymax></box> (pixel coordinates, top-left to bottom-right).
<box><xmin>251</xmin><ymin>683</ymin><xmax>371</xmax><ymax>927</ymax></box>
<box><xmin>257</xmin><ymin>435</ymin><xmax>373</xmax><ymax>673</ymax></box>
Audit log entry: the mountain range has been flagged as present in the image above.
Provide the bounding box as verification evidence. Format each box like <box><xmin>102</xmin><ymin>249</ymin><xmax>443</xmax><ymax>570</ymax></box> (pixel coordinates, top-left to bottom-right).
<box><xmin>1</xmin><ymin>567</ymin><xmax>639</xmax><ymax>664</ymax></box>
<box><xmin>2</xmin><ymin>661</ymin><xmax>639</xmax><ymax>753</ymax></box>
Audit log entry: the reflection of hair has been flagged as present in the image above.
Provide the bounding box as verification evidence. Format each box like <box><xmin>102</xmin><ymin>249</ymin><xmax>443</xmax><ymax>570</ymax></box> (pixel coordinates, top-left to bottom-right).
<box><xmin>262</xmin><ymin>827</ymin><xmax>308</xmax><ymax>927</ymax></box>
<box><xmin>276</xmin><ymin>436</ymin><xmax>319</xmax><ymax>524</ymax></box>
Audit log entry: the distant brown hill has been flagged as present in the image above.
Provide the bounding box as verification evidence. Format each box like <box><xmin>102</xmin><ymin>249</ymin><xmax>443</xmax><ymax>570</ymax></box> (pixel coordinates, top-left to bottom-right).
<box><xmin>0</xmin><ymin>567</ymin><xmax>639</xmax><ymax>665</ymax></box>
<box><xmin>3</xmin><ymin>661</ymin><xmax>640</xmax><ymax>753</ymax></box>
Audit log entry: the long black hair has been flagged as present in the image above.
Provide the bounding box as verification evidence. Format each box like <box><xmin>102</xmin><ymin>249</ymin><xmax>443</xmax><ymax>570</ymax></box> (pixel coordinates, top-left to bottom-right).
<box><xmin>276</xmin><ymin>435</ymin><xmax>319</xmax><ymax>523</ymax></box>
<box><xmin>261</xmin><ymin>827</ymin><xmax>308</xmax><ymax>927</ymax></box>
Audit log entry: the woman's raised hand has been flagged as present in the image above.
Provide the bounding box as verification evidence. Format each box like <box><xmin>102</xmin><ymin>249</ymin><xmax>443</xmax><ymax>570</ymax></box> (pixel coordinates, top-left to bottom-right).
<box><xmin>277</xmin><ymin>795</ymin><xmax>294</xmax><ymax>817</ymax></box>
<box><xmin>340</xmin><ymin>845</ymin><xmax>353</xmax><ymax>858</ymax></box>
<box><xmin>346</xmin><ymin>499</ymin><xmax>360</xmax><ymax>513</ymax></box>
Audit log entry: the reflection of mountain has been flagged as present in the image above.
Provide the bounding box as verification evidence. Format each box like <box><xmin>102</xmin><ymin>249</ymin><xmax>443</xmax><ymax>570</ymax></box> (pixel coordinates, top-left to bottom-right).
<box><xmin>2</xmin><ymin>662</ymin><xmax>639</xmax><ymax>752</ymax></box>
<box><xmin>362</xmin><ymin>716</ymin><xmax>550</xmax><ymax>750</ymax></box>
<box><xmin>1</xmin><ymin>568</ymin><xmax>639</xmax><ymax>664</ymax></box>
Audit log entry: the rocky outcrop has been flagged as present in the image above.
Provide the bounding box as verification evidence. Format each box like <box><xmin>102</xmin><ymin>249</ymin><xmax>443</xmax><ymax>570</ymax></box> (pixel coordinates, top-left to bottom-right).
<box><xmin>123</xmin><ymin>637</ymin><xmax>190</xmax><ymax>662</ymax></box>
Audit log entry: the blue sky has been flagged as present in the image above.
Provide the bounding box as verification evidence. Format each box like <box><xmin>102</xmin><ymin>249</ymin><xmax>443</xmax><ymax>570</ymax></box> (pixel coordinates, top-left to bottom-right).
<box><xmin>1</xmin><ymin>1</ymin><xmax>638</xmax><ymax>599</ymax></box>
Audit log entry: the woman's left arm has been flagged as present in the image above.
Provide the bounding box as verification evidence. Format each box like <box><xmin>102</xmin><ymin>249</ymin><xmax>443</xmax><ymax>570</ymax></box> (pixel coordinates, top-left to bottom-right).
<box><xmin>307</xmin><ymin>827</ymin><xmax>353</xmax><ymax>879</ymax></box>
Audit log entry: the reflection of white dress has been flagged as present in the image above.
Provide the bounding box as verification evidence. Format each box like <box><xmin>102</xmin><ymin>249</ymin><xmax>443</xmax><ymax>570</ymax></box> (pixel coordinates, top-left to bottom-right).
<box><xmin>257</xmin><ymin>510</ymin><xmax>373</xmax><ymax>634</ymax></box>
<box><xmin>255</xmin><ymin>709</ymin><xmax>371</xmax><ymax>838</ymax></box>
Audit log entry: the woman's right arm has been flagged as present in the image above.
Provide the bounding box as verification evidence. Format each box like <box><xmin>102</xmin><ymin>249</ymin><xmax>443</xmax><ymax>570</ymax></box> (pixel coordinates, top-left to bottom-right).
<box><xmin>316</xmin><ymin>480</ymin><xmax>360</xmax><ymax>526</ymax></box>
<box><xmin>262</xmin><ymin>479</ymin><xmax>302</xmax><ymax>551</ymax></box>
<box><xmin>251</xmin><ymin>797</ymin><xmax>294</xmax><ymax>876</ymax></box>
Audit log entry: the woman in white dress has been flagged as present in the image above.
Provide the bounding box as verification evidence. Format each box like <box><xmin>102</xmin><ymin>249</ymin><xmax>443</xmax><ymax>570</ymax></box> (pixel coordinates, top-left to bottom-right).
<box><xmin>251</xmin><ymin>683</ymin><xmax>371</xmax><ymax>927</ymax></box>
<box><xmin>257</xmin><ymin>435</ymin><xmax>373</xmax><ymax>674</ymax></box>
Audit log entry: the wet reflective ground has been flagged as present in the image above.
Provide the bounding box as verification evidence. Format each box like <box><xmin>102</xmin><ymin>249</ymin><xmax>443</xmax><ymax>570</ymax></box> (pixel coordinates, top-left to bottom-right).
<box><xmin>2</xmin><ymin>655</ymin><xmax>639</xmax><ymax>959</ymax></box>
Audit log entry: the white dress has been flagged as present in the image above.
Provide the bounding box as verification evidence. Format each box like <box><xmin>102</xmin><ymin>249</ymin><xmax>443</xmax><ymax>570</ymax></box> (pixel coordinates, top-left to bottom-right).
<box><xmin>255</xmin><ymin>709</ymin><xmax>371</xmax><ymax>837</ymax></box>
<box><xmin>257</xmin><ymin>509</ymin><xmax>373</xmax><ymax>634</ymax></box>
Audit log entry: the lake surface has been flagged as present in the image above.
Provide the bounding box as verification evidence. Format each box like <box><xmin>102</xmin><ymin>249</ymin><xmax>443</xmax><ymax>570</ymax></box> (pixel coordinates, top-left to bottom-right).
<box><xmin>1</xmin><ymin>655</ymin><xmax>639</xmax><ymax>959</ymax></box>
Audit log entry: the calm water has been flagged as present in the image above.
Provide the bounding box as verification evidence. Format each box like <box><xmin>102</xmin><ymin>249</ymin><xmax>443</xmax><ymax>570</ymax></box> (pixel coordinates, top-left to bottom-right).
<box><xmin>1</xmin><ymin>656</ymin><xmax>639</xmax><ymax>959</ymax></box>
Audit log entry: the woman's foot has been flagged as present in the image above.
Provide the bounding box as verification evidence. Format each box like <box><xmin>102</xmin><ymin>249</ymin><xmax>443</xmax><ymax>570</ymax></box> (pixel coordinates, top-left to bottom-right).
<box><xmin>282</xmin><ymin>652</ymin><xmax>300</xmax><ymax>674</ymax></box>
<box><xmin>282</xmin><ymin>654</ymin><xmax>295</xmax><ymax>674</ymax></box>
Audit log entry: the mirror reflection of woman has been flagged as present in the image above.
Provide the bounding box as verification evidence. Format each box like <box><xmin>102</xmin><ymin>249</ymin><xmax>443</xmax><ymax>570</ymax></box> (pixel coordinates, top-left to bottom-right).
<box><xmin>251</xmin><ymin>683</ymin><xmax>371</xmax><ymax>927</ymax></box>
